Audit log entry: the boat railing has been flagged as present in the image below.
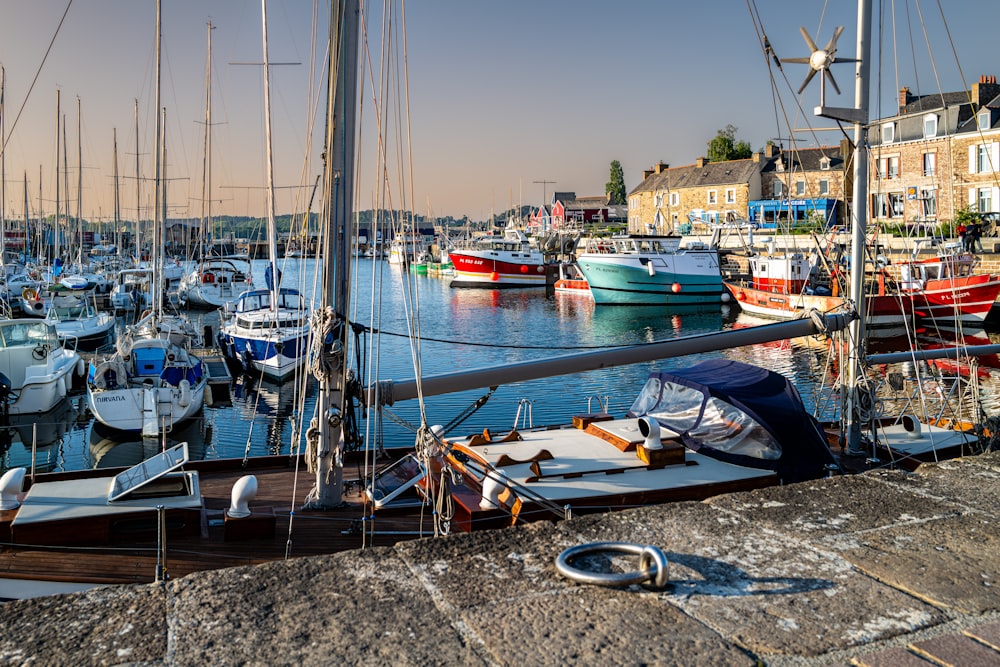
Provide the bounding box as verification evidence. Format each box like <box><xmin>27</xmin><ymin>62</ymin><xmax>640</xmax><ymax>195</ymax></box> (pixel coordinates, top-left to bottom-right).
<box><xmin>513</xmin><ymin>398</ymin><xmax>533</xmax><ymax>429</ymax></box>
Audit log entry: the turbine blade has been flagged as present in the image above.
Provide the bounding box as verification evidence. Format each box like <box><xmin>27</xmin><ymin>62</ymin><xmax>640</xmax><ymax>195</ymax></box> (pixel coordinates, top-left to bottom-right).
<box><xmin>798</xmin><ymin>69</ymin><xmax>818</xmax><ymax>95</ymax></box>
<box><xmin>826</xmin><ymin>71</ymin><xmax>842</xmax><ymax>96</ymax></box>
<box><xmin>823</xmin><ymin>25</ymin><xmax>845</xmax><ymax>53</ymax></box>
<box><xmin>800</xmin><ymin>27</ymin><xmax>819</xmax><ymax>53</ymax></box>
<box><xmin>781</xmin><ymin>57</ymin><xmax>812</xmax><ymax>64</ymax></box>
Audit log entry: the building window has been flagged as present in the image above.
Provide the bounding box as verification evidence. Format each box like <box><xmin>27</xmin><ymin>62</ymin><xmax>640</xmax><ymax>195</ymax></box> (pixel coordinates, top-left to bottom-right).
<box><xmin>881</xmin><ymin>122</ymin><xmax>895</xmax><ymax>144</ymax></box>
<box><xmin>979</xmin><ymin>111</ymin><xmax>991</xmax><ymax>130</ymax></box>
<box><xmin>979</xmin><ymin>187</ymin><xmax>992</xmax><ymax>213</ymax></box>
<box><xmin>921</xmin><ymin>189</ymin><xmax>937</xmax><ymax>218</ymax></box>
<box><xmin>923</xmin><ymin>152</ymin><xmax>936</xmax><ymax>176</ymax></box>
<box><xmin>978</xmin><ymin>144</ymin><xmax>992</xmax><ymax>173</ymax></box>
<box><xmin>795</xmin><ymin>181</ymin><xmax>805</xmax><ymax>196</ymax></box>
<box><xmin>820</xmin><ymin>157</ymin><xmax>831</xmax><ymax>170</ymax></box>
<box><xmin>923</xmin><ymin>114</ymin><xmax>937</xmax><ymax>138</ymax></box>
<box><xmin>654</xmin><ymin>193</ymin><xmax>664</xmax><ymax>207</ymax></box>
<box><xmin>819</xmin><ymin>179</ymin><xmax>829</xmax><ymax>195</ymax></box>
<box><xmin>707</xmin><ymin>190</ymin><xmax>717</xmax><ymax>205</ymax></box>
<box><xmin>725</xmin><ymin>188</ymin><xmax>736</xmax><ymax>204</ymax></box>
<box><xmin>873</xmin><ymin>193</ymin><xmax>904</xmax><ymax>218</ymax></box>
<box><xmin>773</xmin><ymin>180</ymin><xmax>784</xmax><ymax>197</ymax></box>
<box><xmin>877</xmin><ymin>156</ymin><xmax>900</xmax><ymax>179</ymax></box>
<box><xmin>669</xmin><ymin>192</ymin><xmax>679</xmax><ymax>206</ymax></box>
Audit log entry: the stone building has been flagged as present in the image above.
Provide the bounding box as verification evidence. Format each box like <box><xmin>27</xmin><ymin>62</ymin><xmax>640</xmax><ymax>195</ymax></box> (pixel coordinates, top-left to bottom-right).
<box><xmin>627</xmin><ymin>156</ymin><xmax>763</xmax><ymax>234</ymax></box>
<box><xmin>868</xmin><ymin>74</ymin><xmax>1000</xmax><ymax>228</ymax></box>
<box><xmin>754</xmin><ymin>142</ymin><xmax>849</xmax><ymax>229</ymax></box>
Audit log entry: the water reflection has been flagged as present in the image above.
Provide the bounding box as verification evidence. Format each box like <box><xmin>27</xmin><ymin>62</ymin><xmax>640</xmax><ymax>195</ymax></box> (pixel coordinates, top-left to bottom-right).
<box><xmin>0</xmin><ymin>397</ymin><xmax>85</xmax><ymax>473</ymax></box>
<box><xmin>230</xmin><ymin>373</ymin><xmax>314</xmax><ymax>456</ymax></box>
<box><xmin>89</xmin><ymin>416</ymin><xmax>210</xmax><ymax>469</ymax></box>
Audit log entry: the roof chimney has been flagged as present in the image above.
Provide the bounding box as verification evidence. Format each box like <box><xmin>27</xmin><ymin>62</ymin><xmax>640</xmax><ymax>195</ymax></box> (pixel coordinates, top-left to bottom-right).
<box><xmin>973</xmin><ymin>75</ymin><xmax>1000</xmax><ymax>107</ymax></box>
<box><xmin>695</xmin><ymin>157</ymin><xmax>707</xmax><ymax>168</ymax></box>
<box><xmin>643</xmin><ymin>168</ymin><xmax>654</xmax><ymax>180</ymax></box>
<box><xmin>898</xmin><ymin>86</ymin><xmax>911</xmax><ymax>113</ymax></box>
<box><xmin>655</xmin><ymin>161</ymin><xmax>669</xmax><ymax>174</ymax></box>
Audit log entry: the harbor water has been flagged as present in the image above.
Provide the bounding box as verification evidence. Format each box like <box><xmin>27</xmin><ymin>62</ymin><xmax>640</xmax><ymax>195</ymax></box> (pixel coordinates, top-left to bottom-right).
<box><xmin>5</xmin><ymin>257</ymin><xmax>1000</xmax><ymax>475</ymax></box>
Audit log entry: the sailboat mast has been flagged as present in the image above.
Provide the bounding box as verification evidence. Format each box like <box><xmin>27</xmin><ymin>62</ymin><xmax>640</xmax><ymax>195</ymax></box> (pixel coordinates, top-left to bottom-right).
<box><xmin>54</xmin><ymin>89</ymin><xmax>60</xmax><ymax>263</ymax></box>
<box><xmin>134</xmin><ymin>99</ymin><xmax>140</xmax><ymax>264</ymax></box>
<box><xmin>152</xmin><ymin>0</ymin><xmax>163</xmax><ymax>314</ymax></box>
<box><xmin>77</xmin><ymin>96</ymin><xmax>82</xmax><ymax>263</ymax></box>
<box><xmin>23</xmin><ymin>172</ymin><xmax>29</xmax><ymax>259</ymax></box>
<box><xmin>261</xmin><ymin>0</ymin><xmax>280</xmax><ymax>304</ymax></box>
<box><xmin>844</xmin><ymin>0</ymin><xmax>872</xmax><ymax>454</ymax></box>
<box><xmin>113</xmin><ymin>128</ymin><xmax>120</xmax><ymax>249</ymax></box>
<box><xmin>306</xmin><ymin>0</ymin><xmax>359</xmax><ymax>508</ymax></box>
<box><xmin>62</xmin><ymin>112</ymin><xmax>68</xmax><ymax>261</ymax></box>
<box><xmin>200</xmin><ymin>22</ymin><xmax>214</xmax><ymax>260</ymax></box>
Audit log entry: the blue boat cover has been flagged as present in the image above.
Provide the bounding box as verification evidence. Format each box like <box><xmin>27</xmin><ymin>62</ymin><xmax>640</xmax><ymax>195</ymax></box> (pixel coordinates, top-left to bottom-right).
<box><xmin>628</xmin><ymin>359</ymin><xmax>836</xmax><ymax>483</ymax></box>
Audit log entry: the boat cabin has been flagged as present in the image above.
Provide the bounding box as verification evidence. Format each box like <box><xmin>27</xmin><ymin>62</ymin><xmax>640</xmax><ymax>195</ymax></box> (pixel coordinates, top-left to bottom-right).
<box><xmin>6</xmin><ymin>443</ymin><xmax>203</xmax><ymax>546</ymax></box>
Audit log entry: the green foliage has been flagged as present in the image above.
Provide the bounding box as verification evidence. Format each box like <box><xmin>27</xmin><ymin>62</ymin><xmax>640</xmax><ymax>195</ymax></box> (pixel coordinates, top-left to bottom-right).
<box><xmin>606</xmin><ymin>160</ymin><xmax>627</xmax><ymax>204</ymax></box>
<box><xmin>707</xmin><ymin>124</ymin><xmax>753</xmax><ymax>162</ymax></box>
<box><xmin>952</xmin><ymin>205</ymin><xmax>979</xmax><ymax>229</ymax></box>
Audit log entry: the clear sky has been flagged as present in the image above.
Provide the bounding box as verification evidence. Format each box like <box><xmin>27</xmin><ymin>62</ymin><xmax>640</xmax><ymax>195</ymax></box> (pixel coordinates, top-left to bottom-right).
<box><xmin>0</xmin><ymin>1</ymin><xmax>998</xmax><ymax>223</ymax></box>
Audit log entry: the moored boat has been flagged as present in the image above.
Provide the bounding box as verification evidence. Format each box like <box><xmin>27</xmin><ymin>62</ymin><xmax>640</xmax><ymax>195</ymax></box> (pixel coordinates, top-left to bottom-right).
<box><xmin>0</xmin><ymin>318</ymin><xmax>83</xmax><ymax>415</ymax></box>
<box><xmin>575</xmin><ymin>235</ymin><xmax>726</xmax><ymax>306</ymax></box>
<box><xmin>553</xmin><ymin>262</ymin><xmax>591</xmax><ymax>295</ymax></box>
<box><xmin>448</xmin><ymin>224</ymin><xmax>549</xmax><ymax>288</ymax></box>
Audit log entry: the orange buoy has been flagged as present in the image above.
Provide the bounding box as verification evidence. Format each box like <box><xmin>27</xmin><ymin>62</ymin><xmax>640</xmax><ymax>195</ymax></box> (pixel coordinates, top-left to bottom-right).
<box><xmin>490</xmin><ymin>272</ymin><xmax>499</xmax><ymax>281</ymax></box>
<box><xmin>671</xmin><ymin>283</ymin><xmax>681</xmax><ymax>293</ymax></box>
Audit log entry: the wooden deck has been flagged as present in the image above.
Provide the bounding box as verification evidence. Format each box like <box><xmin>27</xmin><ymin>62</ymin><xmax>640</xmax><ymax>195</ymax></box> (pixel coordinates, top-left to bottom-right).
<box><xmin>0</xmin><ymin>456</ymin><xmax>436</xmax><ymax>585</ymax></box>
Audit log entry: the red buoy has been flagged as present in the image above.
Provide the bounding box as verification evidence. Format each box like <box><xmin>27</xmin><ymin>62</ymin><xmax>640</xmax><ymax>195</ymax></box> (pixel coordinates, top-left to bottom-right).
<box><xmin>671</xmin><ymin>283</ymin><xmax>681</xmax><ymax>293</ymax></box>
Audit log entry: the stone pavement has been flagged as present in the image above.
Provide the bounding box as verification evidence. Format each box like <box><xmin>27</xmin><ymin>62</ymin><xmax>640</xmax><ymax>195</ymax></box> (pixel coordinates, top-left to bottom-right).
<box><xmin>0</xmin><ymin>453</ymin><xmax>998</xmax><ymax>666</ymax></box>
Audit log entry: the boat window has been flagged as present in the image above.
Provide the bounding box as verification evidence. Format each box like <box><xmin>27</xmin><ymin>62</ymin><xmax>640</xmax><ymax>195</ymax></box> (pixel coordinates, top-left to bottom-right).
<box><xmin>923</xmin><ymin>266</ymin><xmax>940</xmax><ymax>280</ymax></box>
<box><xmin>629</xmin><ymin>377</ymin><xmax>781</xmax><ymax>462</ymax></box>
<box><xmin>689</xmin><ymin>398</ymin><xmax>781</xmax><ymax>461</ymax></box>
<box><xmin>278</xmin><ymin>292</ymin><xmax>305</xmax><ymax>310</ymax></box>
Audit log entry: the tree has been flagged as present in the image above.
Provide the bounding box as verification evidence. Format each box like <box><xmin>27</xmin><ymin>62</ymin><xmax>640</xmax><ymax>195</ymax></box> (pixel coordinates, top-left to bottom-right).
<box><xmin>707</xmin><ymin>125</ymin><xmax>753</xmax><ymax>162</ymax></box>
<box><xmin>606</xmin><ymin>160</ymin><xmax>627</xmax><ymax>205</ymax></box>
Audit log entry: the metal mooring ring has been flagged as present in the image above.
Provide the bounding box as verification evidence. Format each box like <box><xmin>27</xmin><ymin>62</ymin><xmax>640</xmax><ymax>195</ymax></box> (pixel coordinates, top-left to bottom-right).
<box><xmin>556</xmin><ymin>541</ymin><xmax>670</xmax><ymax>590</ymax></box>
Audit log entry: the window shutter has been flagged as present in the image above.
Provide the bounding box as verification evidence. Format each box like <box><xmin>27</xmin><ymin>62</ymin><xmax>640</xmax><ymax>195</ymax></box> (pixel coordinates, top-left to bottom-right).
<box><xmin>970</xmin><ymin>145</ymin><xmax>977</xmax><ymax>174</ymax></box>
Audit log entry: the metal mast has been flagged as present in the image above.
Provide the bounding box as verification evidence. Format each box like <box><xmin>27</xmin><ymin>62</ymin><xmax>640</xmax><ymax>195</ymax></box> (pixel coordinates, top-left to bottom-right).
<box><xmin>305</xmin><ymin>0</ymin><xmax>359</xmax><ymax>508</ymax></box>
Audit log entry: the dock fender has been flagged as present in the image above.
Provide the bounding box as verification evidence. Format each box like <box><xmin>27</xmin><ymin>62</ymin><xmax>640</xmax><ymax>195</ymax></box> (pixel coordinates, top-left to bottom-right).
<box><xmin>76</xmin><ymin>358</ymin><xmax>86</xmax><ymax>377</ymax></box>
<box><xmin>178</xmin><ymin>379</ymin><xmax>192</xmax><ymax>408</ymax></box>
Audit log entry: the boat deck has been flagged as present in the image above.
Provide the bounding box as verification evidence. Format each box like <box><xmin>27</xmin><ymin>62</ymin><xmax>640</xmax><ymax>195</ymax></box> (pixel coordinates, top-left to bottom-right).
<box><xmin>0</xmin><ymin>457</ymin><xmax>434</xmax><ymax>586</ymax></box>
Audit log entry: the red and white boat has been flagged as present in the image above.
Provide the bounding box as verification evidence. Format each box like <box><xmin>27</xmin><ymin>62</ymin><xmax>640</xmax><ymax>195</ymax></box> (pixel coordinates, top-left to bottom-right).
<box><xmin>449</xmin><ymin>225</ymin><xmax>549</xmax><ymax>288</ymax></box>
<box><xmin>896</xmin><ymin>245</ymin><xmax>1000</xmax><ymax>327</ymax></box>
<box><xmin>725</xmin><ymin>245</ymin><xmax>1000</xmax><ymax>328</ymax></box>
<box><xmin>553</xmin><ymin>262</ymin><xmax>591</xmax><ymax>295</ymax></box>
<box><xmin>724</xmin><ymin>250</ymin><xmax>903</xmax><ymax>326</ymax></box>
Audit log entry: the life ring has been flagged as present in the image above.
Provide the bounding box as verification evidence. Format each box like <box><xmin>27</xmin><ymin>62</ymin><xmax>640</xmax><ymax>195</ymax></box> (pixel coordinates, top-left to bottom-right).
<box><xmin>202</xmin><ymin>272</ymin><xmax>215</xmax><ymax>284</ymax></box>
<box><xmin>91</xmin><ymin>360</ymin><xmax>128</xmax><ymax>390</ymax></box>
<box><xmin>22</xmin><ymin>287</ymin><xmax>37</xmax><ymax>301</ymax></box>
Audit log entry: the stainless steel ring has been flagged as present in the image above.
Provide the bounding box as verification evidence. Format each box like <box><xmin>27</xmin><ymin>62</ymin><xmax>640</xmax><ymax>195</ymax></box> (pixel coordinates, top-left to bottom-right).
<box><xmin>555</xmin><ymin>541</ymin><xmax>669</xmax><ymax>589</ymax></box>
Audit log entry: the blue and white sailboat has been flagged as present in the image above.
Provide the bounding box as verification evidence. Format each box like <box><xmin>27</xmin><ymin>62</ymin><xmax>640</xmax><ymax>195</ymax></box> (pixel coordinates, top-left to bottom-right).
<box><xmin>218</xmin><ymin>3</ymin><xmax>310</xmax><ymax>383</ymax></box>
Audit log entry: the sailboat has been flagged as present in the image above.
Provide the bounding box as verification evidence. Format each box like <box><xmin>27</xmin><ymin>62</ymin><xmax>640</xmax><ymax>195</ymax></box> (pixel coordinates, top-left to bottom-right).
<box><xmin>85</xmin><ymin>2</ymin><xmax>206</xmax><ymax>437</ymax></box>
<box><xmin>218</xmin><ymin>4</ymin><xmax>309</xmax><ymax>382</ymax></box>
<box><xmin>178</xmin><ymin>23</ymin><xmax>255</xmax><ymax>311</ymax></box>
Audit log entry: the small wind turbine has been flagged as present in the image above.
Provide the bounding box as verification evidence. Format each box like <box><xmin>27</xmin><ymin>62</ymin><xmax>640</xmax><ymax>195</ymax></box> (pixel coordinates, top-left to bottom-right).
<box><xmin>781</xmin><ymin>26</ymin><xmax>855</xmax><ymax>106</ymax></box>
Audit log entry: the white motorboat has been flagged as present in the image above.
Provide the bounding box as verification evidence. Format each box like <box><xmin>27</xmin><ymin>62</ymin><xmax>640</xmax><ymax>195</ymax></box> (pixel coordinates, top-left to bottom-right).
<box><xmin>0</xmin><ymin>318</ymin><xmax>84</xmax><ymax>416</ymax></box>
